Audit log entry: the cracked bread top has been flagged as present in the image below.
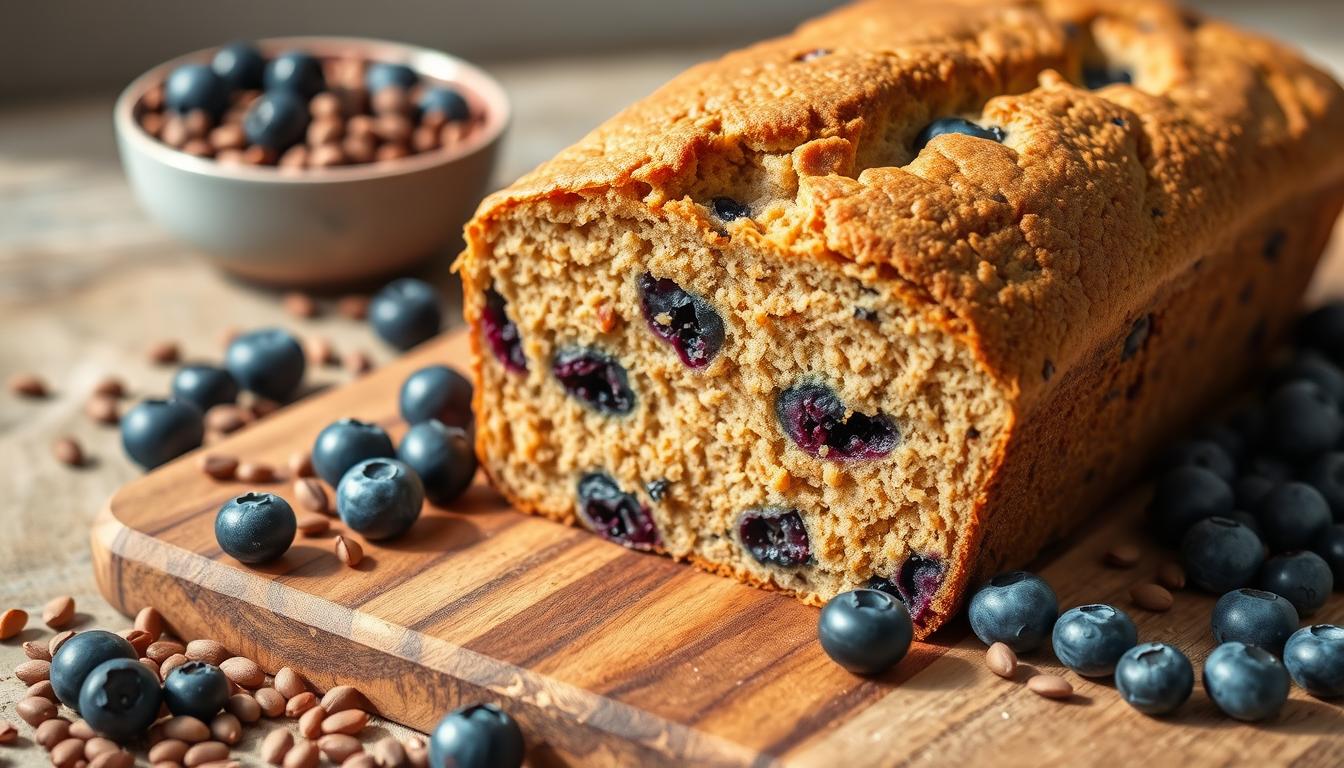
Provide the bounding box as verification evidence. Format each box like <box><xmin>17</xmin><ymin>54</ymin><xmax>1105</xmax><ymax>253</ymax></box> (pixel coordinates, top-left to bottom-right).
<box><xmin>465</xmin><ymin>0</ymin><xmax>1344</xmax><ymax>405</ymax></box>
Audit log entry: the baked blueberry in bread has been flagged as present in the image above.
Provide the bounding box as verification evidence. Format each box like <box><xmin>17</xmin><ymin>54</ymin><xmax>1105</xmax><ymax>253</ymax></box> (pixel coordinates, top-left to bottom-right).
<box><xmin>458</xmin><ymin>0</ymin><xmax>1344</xmax><ymax>637</ymax></box>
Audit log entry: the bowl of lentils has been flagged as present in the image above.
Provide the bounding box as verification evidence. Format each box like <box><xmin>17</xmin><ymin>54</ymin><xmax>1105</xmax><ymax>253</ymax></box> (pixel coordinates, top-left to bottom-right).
<box><xmin>114</xmin><ymin>37</ymin><xmax>509</xmax><ymax>286</ymax></box>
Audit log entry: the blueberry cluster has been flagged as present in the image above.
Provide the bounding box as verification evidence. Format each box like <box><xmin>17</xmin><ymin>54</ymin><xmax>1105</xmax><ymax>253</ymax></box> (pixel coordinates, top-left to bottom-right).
<box><xmin>138</xmin><ymin>41</ymin><xmax>481</xmax><ymax>169</ymax></box>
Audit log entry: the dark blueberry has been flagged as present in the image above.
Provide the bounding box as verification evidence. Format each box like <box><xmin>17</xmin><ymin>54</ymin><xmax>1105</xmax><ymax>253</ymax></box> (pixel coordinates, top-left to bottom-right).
<box><xmin>163</xmin><ymin>63</ymin><xmax>228</xmax><ymax>118</ymax></box>
<box><xmin>312</xmin><ymin>418</ymin><xmax>395</xmax><ymax>486</ymax></box>
<box><xmin>419</xmin><ymin>86</ymin><xmax>471</xmax><ymax>122</ymax></box>
<box><xmin>399</xmin><ymin>365</ymin><xmax>473</xmax><ymax>429</ymax></box>
<box><xmin>337</xmin><ymin>458</ymin><xmax>425</xmax><ymax>541</ymax></box>
<box><xmin>552</xmin><ymin>348</ymin><xmax>635</xmax><ymax>415</ymax></box>
<box><xmin>224</xmin><ymin>328</ymin><xmax>306</xmax><ymax>402</ymax></box>
<box><xmin>817</xmin><ymin>589</ymin><xmax>913</xmax><ymax>675</ymax></box>
<box><xmin>1191</xmin><ymin>421</ymin><xmax>1247</xmax><ymax>467</ymax></box>
<box><xmin>1263</xmin><ymin>380</ymin><xmax>1342</xmax><ymax>460</ymax></box>
<box><xmin>966</xmin><ymin>571</ymin><xmax>1059</xmax><ymax>653</ymax></box>
<box><xmin>1302</xmin><ymin>452</ymin><xmax>1344</xmax><ymax>520</ymax></box>
<box><xmin>895</xmin><ymin>553</ymin><xmax>946</xmax><ymax>627</ymax></box>
<box><xmin>1162</xmin><ymin>439</ymin><xmax>1235</xmax><ymax>483</ymax></box>
<box><xmin>50</xmin><ymin>630</ymin><xmax>138</xmax><ymax>708</ymax></box>
<box><xmin>776</xmin><ymin>382</ymin><xmax>897</xmax><ymax>461</ymax></box>
<box><xmin>576</xmin><ymin>472</ymin><xmax>659</xmax><ymax>550</ymax></box>
<box><xmin>211</xmin><ymin>41</ymin><xmax>266</xmax><ymax>90</ymax></box>
<box><xmin>120</xmin><ymin>398</ymin><xmax>204</xmax><ymax>470</ymax></box>
<box><xmin>1298</xmin><ymin>301</ymin><xmax>1344</xmax><ymax>364</ymax></box>
<box><xmin>429</xmin><ymin>703</ymin><xmax>524</xmax><ymax>768</ymax></box>
<box><xmin>1283</xmin><ymin>624</ymin><xmax>1344</xmax><ymax>698</ymax></box>
<box><xmin>77</xmin><ymin>658</ymin><xmax>162</xmax><ymax>742</ymax></box>
<box><xmin>1082</xmin><ymin>64</ymin><xmax>1133</xmax><ymax>89</ymax></box>
<box><xmin>1270</xmin><ymin>350</ymin><xmax>1344</xmax><ymax>406</ymax></box>
<box><xmin>1121</xmin><ymin>314</ymin><xmax>1152</xmax><ymax>360</ymax></box>
<box><xmin>1202</xmin><ymin>641</ymin><xmax>1290</xmax><ymax>722</ymax></box>
<box><xmin>645</xmin><ymin>478</ymin><xmax>670</xmax><ymax>502</ymax></box>
<box><xmin>1051</xmin><ymin>604</ymin><xmax>1138</xmax><ymax>677</ymax></box>
<box><xmin>370</xmin><ymin>278</ymin><xmax>442</xmax><ymax>350</ymax></box>
<box><xmin>397</xmin><ymin>421</ymin><xmax>476</xmax><ymax>506</ymax></box>
<box><xmin>1227</xmin><ymin>510</ymin><xmax>1264</xmax><ymax>540</ymax></box>
<box><xmin>638</xmin><ymin>273</ymin><xmax>725</xmax><ymax>368</ymax></box>
<box><xmin>913</xmin><ymin>117</ymin><xmax>1004</xmax><ymax>152</ymax></box>
<box><xmin>1114</xmin><ymin>642</ymin><xmax>1194</xmax><ymax>716</ymax></box>
<box><xmin>215</xmin><ymin>492</ymin><xmax>297</xmax><ymax>564</ymax></box>
<box><xmin>242</xmin><ymin>91</ymin><xmax>310</xmax><ymax>152</ymax></box>
<box><xmin>481</xmin><ymin>289</ymin><xmax>526</xmax><ymax>374</ymax></box>
<box><xmin>710</xmin><ymin>197</ymin><xmax>749</xmax><ymax>221</ymax></box>
<box><xmin>1228</xmin><ymin>402</ymin><xmax>1266</xmax><ymax>446</ymax></box>
<box><xmin>1235</xmin><ymin>475</ymin><xmax>1276</xmax><ymax>512</ymax></box>
<box><xmin>1245</xmin><ymin>454</ymin><xmax>1292</xmax><ymax>483</ymax></box>
<box><xmin>1211</xmin><ymin>588</ymin><xmax>1300</xmax><ymax>654</ymax></box>
<box><xmin>737</xmin><ymin>508</ymin><xmax>810</xmax><ymax>567</ymax></box>
<box><xmin>263</xmin><ymin>50</ymin><xmax>325</xmax><ymax>99</ymax></box>
<box><xmin>1147</xmin><ymin>466</ymin><xmax>1234</xmax><ymax>544</ymax></box>
<box><xmin>171</xmin><ymin>365</ymin><xmax>239</xmax><ymax>412</ymax></box>
<box><xmin>1256</xmin><ymin>481</ymin><xmax>1332</xmax><ymax>552</ymax></box>
<box><xmin>1314</xmin><ymin>524</ymin><xmax>1344</xmax><ymax>582</ymax></box>
<box><xmin>366</xmin><ymin>62</ymin><xmax>420</xmax><ymax>94</ymax></box>
<box><xmin>1180</xmin><ymin>516</ymin><xmax>1264</xmax><ymax>594</ymax></box>
<box><xmin>1258</xmin><ymin>551</ymin><xmax>1333</xmax><ymax>616</ymax></box>
<box><xmin>162</xmin><ymin>661</ymin><xmax>230</xmax><ymax>722</ymax></box>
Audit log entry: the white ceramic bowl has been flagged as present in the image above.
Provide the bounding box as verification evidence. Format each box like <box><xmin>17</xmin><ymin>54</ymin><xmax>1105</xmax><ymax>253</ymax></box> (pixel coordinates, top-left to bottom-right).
<box><xmin>114</xmin><ymin>37</ymin><xmax>509</xmax><ymax>286</ymax></box>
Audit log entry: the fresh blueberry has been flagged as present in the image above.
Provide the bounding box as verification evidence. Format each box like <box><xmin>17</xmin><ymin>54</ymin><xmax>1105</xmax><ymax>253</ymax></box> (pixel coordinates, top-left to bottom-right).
<box><xmin>967</xmin><ymin>571</ymin><xmax>1059</xmax><ymax>653</ymax></box>
<box><xmin>913</xmin><ymin>117</ymin><xmax>1004</xmax><ymax>152</ymax></box>
<box><xmin>1114</xmin><ymin>642</ymin><xmax>1194</xmax><ymax>715</ymax></box>
<box><xmin>737</xmin><ymin>508</ymin><xmax>810</xmax><ymax>567</ymax></box>
<box><xmin>710</xmin><ymin>197</ymin><xmax>749</xmax><ymax>221</ymax></box>
<box><xmin>1258</xmin><ymin>551</ymin><xmax>1333</xmax><ymax>616</ymax></box>
<box><xmin>163</xmin><ymin>63</ymin><xmax>228</xmax><ymax>118</ymax></box>
<box><xmin>211</xmin><ymin>41</ymin><xmax>266</xmax><ymax>90</ymax></box>
<box><xmin>419</xmin><ymin>86</ymin><xmax>470</xmax><ymax>122</ymax></box>
<box><xmin>50</xmin><ymin>630</ymin><xmax>138</xmax><ymax>708</ymax></box>
<box><xmin>171</xmin><ymin>365</ymin><xmax>239</xmax><ymax>412</ymax></box>
<box><xmin>1302</xmin><ymin>452</ymin><xmax>1344</xmax><ymax>520</ymax></box>
<box><xmin>215</xmin><ymin>492</ymin><xmax>297</xmax><ymax>564</ymax></box>
<box><xmin>399</xmin><ymin>365</ymin><xmax>473</xmax><ymax>429</ymax></box>
<box><xmin>337</xmin><ymin>458</ymin><xmax>425</xmax><ymax>541</ymax></box>
<box><xmin>1298</xmin><ymin>301</ymin><xmax>1344</xmax><ymax>364</ymax></box>
<box><xmin>1263</xmin><ymin>380</ymin><xmax>1342</xmax><ymax>460</ymax></box>
<box><xmin>397</xmin><ymin>421</ymin><xmax>476</xmax><ymax>506</ymax></box>
<box><xmin>263</xmin><ymin>50</ymin><xmax>325</xmax><ymax>99</ymax></box>
<box><xmin>1227</xmin><ymin>510</ymin><xmax>1264</xmax><ymax>539</ymax></box>
<box><xmin>242</xmin><ymin>91</ymin><xmax>310</xmax><ymax>152</ymax></box>
<box><xmin>1211</xmin><ymin>588</ymin><xmax>1300</xmax><ymax>653</ymax></box>
<box><xmin>312</xmin><ymin>418</ymin><xmax>395</xmax><ymax>486</ymax></box>
<box><xmin>1147</xmin><ymin>465</ymin><xmax>1234</xmax><ymax>544</ymax></box>
<box><xmin>370</xmin><ymin>279</ymin><xmax>442</xmax><ymax>350</ymax></box>
<box><xmin>1082</xmin><ymin>65</ymin><xmax>1133</xmax><ymax>89</ymax></box>
<box><xmin>1235</xmin><ymin>475</ymin><xmax>1276</xmax><ymax>512</ymax></box>
<box><xmin>1202</xmin><ymin>641</ymin><xmax>1290</xmax><ymax>721</ymax></box>
<box><xmin>1315</xmin><ymin>524</ymin><xmax>1344</xmax><ymax>582</ymax></box>
<box><xmin>481</xmin><ymin>288</ymin><xmax>527</xmax><ymax>374</ymax></box>
<box><xmin>1257</xmin><ymin>481</ymin><xmax>1332</xmax><ymax>552</ymax></box>
<box><xmin>224</xmin><ymin>328</ymin><xmax>306</xmax><ymax>402</ymax></box>
<box><xmin>1180</xmin><ymin>516</ymin><xmax>1264</xmax><ymax>594</ymax></box>
<box><xmin>1283</xmin><ymin>624</ymin><xmax>1344</xmax><ymax>698</ymax></box>
<box><xmin>1162</xmin><ymin>439</ymin><xmax>1235</xmax><ymax>483</ymax></box>
<box><xmin>77</xmin><ymin>658</ymin><xmax>162</xmax><ymax>742</ymax></box>
<box><xmin>818</xmin><ymin>589</ymin><xmax>914</xmax><ymax>675</ymax></box>
<box><xmin>429</xmin><ymin>703</ymin><xmax>524</xmax><ymax>768</ymax></box>
<box><xmin>162</xmin><ymin>661</ymin><xmax>230</xmax><ymax>722</ymax></box>
<box><xmin>365</xmin><ymin>62</ymin><xmax>420</xmax><ymax>94</ymax></box>
<box><xmin>776</xmin><ymin>382</ymin><xmax>898</xmax><ymax>460</ymax></box>
<box><xmin>1191</xmin><ymin>421</ymin><xmax>1247</xmax><ymax>467</ymax></box>
<box><xmin>1051</xmin><ymin>604</ymin><xmax>1138</xmax><ymax>677</ymax></box>
<box><xmin>1245</xmin><ymin>454</ymin><xmax>1292</xmax><ymax>483</ymax></box>
<box><xmin>576</xmin><ymin>472</ymin><xmax>660</xmax><ymax>550</ymax></box>
<box><xmin>1270</xmin><ymin>350</ymin><xmax>1344</xmax><ymax>406</ymax></box>
<box><xmin>638</xmin><ymin>273</ymin><xmax>725</xmax><ymax>369</ymax></box>
<box><xmin>121</xmin><ymin>398</ymin><xmax>204</xmax><ymax>470</ymax></box>
<box><xmin>552</xmin><ymin>348</ymin><xmax>636</xmax><ymax>415</ymax></box>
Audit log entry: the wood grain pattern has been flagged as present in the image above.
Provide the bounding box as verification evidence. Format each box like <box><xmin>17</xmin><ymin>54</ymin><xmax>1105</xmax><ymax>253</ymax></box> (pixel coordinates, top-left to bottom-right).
<box><xmin>92</xmin><ymin>331</ymin><xmax>1344</xmax><ymax>767</ymax></box>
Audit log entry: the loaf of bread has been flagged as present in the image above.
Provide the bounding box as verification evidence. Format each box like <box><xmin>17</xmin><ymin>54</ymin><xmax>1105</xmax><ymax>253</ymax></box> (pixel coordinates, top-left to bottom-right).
<box><xmin>458</xmin><ymin>0</ymin><xmax>1344</xmax><ymax>638</ymax></box>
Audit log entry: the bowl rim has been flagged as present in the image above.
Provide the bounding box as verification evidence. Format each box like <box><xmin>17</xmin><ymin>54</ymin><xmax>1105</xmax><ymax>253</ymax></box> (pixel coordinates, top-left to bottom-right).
<box><xmin>114</xmin><ymin>35</ymin><xmax>510</xmax><ymax>185</ymax></box>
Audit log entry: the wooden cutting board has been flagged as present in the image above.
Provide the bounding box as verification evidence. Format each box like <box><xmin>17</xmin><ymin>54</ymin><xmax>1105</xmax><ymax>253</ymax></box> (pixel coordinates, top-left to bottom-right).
<box><xmin>91</xmin><ymin>331</ymin><xmax>1344</xmax><ymax>768</ymax></box>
